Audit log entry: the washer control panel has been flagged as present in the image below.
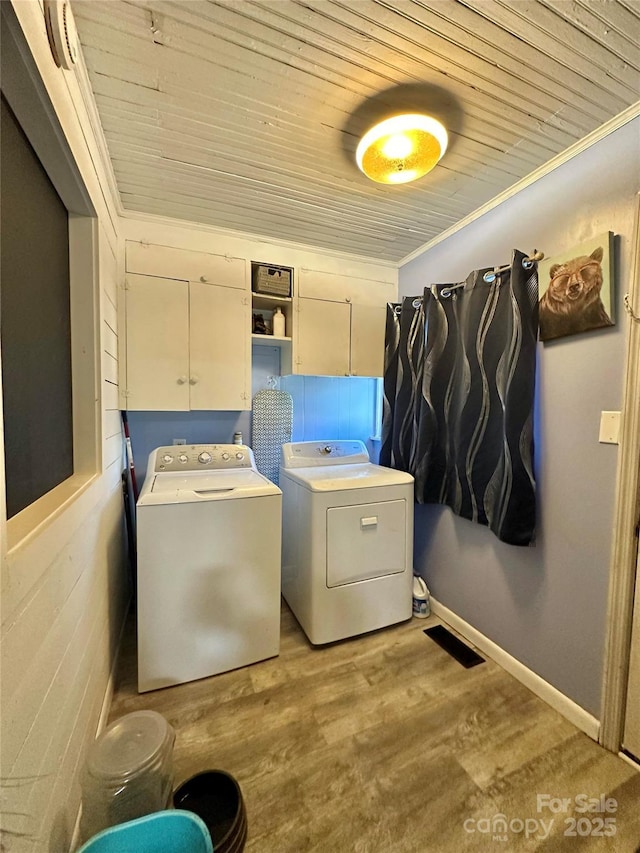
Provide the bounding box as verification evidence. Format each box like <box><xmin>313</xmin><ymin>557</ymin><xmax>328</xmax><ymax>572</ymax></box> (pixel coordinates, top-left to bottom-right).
<box><xmin>152</xmin><ymin>444</ymin><xmax>252</xmax><ymax>472</ymax></box>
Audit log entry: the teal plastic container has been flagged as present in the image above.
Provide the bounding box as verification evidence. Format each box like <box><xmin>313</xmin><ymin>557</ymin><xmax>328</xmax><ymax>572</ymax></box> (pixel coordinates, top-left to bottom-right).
<box><xmin>77</xmin><ymin>810</ymin><xmax>213</xmax><ymax>853</ymax></box>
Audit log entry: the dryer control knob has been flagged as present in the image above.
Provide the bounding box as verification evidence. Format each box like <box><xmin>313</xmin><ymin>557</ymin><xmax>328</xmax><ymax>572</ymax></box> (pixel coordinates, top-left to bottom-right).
<box><xmin>221</xmin><ymin>452</ymin><xmax>230</xmax><ymax>461</ymax></box>
<box><xmin>198</xmin><ymin>452</ymin><xmax>212</xmax><ymax>464</ymax></box>
<box><xmin>235</xmin><ymin>452</ymin><xmax>244</xmax><ymax>460</ymax></box>
<box><xmin>322</xmin><ymin>445</ymin><xmax>333</xmax><ymax>454</ymax></box>
<box><xmin>162</xmin><ymin>454</ymin><xmax>173</xmax><ymax>464</ymax></box>
<box><xmin>178</xmin><ymin>454</ymin><xmax>188</xmax><ymax>463</ymax></box>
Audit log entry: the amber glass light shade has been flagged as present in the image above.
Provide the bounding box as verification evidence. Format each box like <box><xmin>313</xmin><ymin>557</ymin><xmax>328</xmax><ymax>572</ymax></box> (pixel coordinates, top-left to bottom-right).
<box><xmin>356</xmin><ymin>114</ymin><xmax>448</xmax><ymax>185</ymax></box>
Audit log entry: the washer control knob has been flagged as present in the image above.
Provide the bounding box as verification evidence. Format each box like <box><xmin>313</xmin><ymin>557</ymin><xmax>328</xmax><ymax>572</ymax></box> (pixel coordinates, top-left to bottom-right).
<box><xmin>178</xmin><ymin>454</ymin><xmax>188</xmax><ymax>463</ymax></box>
<box><xmin>235</xmin><ymin>452</ymin><xmax>244</xmax><ymax>460</ymax></box>
<box><xmin>162</xmin><ymin>454</ymin><xmax>173</xmax><ymax>464</ymax></box>
<box><xmin>198</xmin><ymin>451</ymin><xmax>212</xmax><ymax>464</ymax></box>
<box><xmin>221</xmin><ymin>452</ymin><xmax>230</xmax><ymax>461</ymax></box>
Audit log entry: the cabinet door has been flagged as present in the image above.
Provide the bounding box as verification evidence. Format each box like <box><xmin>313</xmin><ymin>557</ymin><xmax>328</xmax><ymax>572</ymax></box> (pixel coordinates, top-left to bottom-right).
<box><xmin>189</xmin><ymin>282</ymin><xmax>251</xmax><ymax>410</ymax></box>
<box><xmin>350</xmin><ymin>303</ymin><xmax>386</xmax><ymax>377</ymax></box>
<box><xmin>125</xmin><ymin>274</ymin><xmax>190</xmax><ymax>410</ymax></box>
<box><xmin>126</xmin><ymin>241</ymin><xmax>246</xmax><ymax>290</ymax></box>
<box><xmin>296</xmin><ymin>297</ymin><xmax>350</xmax><ymax>376</ymax></box>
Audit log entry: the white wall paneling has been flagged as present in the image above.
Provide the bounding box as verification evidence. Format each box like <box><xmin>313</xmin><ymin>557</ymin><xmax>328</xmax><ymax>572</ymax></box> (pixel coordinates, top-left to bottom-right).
<box><xmin>1</xmin><ymin>3</ymin><xmax>126</xmax><ymax>851</ymax></box>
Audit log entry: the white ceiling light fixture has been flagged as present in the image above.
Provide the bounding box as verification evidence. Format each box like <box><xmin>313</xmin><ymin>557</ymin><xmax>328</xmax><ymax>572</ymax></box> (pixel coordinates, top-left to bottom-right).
<box><xmin>44</xmin><ymin>0</ymin><xmax>79</xmax><ymax>70</ymax></box>
<box><xmin>356</xmin><ymin>114</ymin><xmax>448</xmax><ymax>185</ymax></box>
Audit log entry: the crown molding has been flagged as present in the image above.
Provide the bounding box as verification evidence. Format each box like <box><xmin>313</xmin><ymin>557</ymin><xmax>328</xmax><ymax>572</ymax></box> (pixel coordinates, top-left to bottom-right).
<box><xmin>400</xmin><ymin>103</ymin><xmax>640</xmax><ymax>268</ymax></box>
<box><xmin>120</xmin><ymin>209</ymin><xmax>399</xmax><ymax>271</ymax></box>
<box><xmin>72</xmin><ymin>47</ymin><xmax>124</xmax><ymax>219</ymax></box>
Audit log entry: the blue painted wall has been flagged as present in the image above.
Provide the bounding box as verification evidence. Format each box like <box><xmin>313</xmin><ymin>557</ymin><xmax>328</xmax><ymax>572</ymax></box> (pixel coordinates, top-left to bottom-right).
<box><xmin>128</xmin><ymin>345</ymin><xmax>381</xmax><ymax>485</ymax></box>
<box><xmin>401</xmin><ymin>119</ymin><xmax>640</xmax><ymax>717</ymax></box>
<box><xmin>280</xmin><ymin>374</ymin><xmax>380</xmax><ymax>446</ymax></box>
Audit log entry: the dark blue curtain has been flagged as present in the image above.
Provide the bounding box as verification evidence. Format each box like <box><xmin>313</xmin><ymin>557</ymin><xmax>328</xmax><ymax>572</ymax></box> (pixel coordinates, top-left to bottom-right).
<box><xmin>380</xmin><ymin>294</ymin><xmax>425</xmax><ymax>478</ymax></box>
<box><xmin>381</xmin><ymin>250</ymin><xmax>539</xmax><ymax>546</ymax></box>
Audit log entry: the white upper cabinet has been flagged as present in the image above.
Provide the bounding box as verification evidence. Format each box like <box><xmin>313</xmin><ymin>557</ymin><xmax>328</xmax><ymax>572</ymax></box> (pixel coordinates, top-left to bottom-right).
<box><xmin>124</xmin><ymin>274</ymin><xmax>191</xmax><ymax>411</ymax></box>
<box><xmin>296</xmin><ymin>298</ymin><xmax>352</xmax><ymax>377</ymax></box>
<box><xmin>126</xmin><ymin>241</ymin><xmax>246</xmax><ymax>289</ymax></box>
<box><xmin>350</xmin><ymin>303</ymin><xmax>387</xmax><ymax>378</ymax></box>
<box><xmin>121</xmin><ymin>236</ymin><xmax>398</xmax><ymax>395</ymax></box>
<box><xmin>294</xmin><ymin>269</ymin><xmax>394</xmax><ymax>377</ymax></box>
<box><xmin>189</xmin><ymin>282</ymin><xmax>250</xmax><ymax>410</ymax></box>
<box><xmin>298</xmin><ymin>269</ymin><xmax>395</xmax><ymax>307</ymax></box>
<box><xmin>122</xmin><ymin>241</ymin><xmax>251</xmax><ymax>411</ymax></box>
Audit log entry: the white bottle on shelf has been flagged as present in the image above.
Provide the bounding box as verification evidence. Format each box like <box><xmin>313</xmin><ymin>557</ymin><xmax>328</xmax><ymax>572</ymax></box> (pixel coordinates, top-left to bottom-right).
<box><xmin>273</xmin><ymin>306</ymin><xmax>286</xmax><ymax>338</ymax></box>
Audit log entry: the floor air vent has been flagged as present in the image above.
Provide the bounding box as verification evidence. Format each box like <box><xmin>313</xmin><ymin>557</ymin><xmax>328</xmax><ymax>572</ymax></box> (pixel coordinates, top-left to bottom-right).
<box><xmin>424</xmin><ymin>625</ymin><xmax>485</xmax><ymax>669</ymax></box>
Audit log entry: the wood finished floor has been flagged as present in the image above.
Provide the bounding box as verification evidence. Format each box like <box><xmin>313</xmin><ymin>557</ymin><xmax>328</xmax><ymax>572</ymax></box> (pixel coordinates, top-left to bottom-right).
<box><xmin>109</xmin><ymin>604</ymin><xmax>640</xmax><ymax>852</ymax></box>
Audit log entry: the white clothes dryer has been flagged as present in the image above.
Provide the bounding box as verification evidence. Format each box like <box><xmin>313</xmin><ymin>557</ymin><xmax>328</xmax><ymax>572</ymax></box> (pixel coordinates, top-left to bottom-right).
<box><xmin>136</xmin><ymin>444</ymin><xmax>281</xmax><ymax>693</ymax></box>
<box><xmin>280</xmin><ymin>440</ymin><xmax>414</xmax><ymax>645</ymax></box>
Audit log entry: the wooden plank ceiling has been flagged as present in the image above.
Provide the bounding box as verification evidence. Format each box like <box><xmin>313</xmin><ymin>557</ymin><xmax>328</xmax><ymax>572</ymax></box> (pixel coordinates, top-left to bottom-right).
<box><xmin>72</xmin><ymin>0</ymin><xmax>640</xmax><ymax>262</ymax></box>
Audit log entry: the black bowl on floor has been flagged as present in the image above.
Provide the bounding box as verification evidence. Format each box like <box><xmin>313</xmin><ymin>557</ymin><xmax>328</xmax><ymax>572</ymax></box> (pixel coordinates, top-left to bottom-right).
<box><xmin>173</xmin><ymin>770</ymin><xmax>247</xmax><ymax>853</ymax></box>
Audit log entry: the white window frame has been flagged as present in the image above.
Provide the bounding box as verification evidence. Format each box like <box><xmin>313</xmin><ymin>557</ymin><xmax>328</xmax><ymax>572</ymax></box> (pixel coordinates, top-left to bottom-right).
<box><xmin>1</xmin><ymin>4</ymin><xmax>100</xmax><ymax>551</ymax></box>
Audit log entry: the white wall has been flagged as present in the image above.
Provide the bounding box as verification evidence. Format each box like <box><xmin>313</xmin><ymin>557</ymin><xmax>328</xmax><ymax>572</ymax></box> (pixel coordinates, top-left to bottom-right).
<box><xmin>400</xmin><ymin>118</ymin><xmax>640</xmax><ymax>717</ymax></box>
<box><xmin>0</xmin><ymin>3</ymin><xmax>127</xmax><ymax>850</ymax></box>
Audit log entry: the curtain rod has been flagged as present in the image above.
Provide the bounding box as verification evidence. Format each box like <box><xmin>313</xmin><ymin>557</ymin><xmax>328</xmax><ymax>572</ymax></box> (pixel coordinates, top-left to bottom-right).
<box><xmin>407</xmin><ymin>250</ymin><xmax>545</xmax><ymax>308</ymax></box>
<box><xmin>483</xmin><ymin>249</ymin><xmax>545</xmax><ymax>284</ymax></box>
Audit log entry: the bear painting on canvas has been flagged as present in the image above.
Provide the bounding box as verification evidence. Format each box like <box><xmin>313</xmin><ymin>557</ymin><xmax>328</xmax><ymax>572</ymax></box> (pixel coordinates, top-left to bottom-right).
<box><xmin>538</xmin><ymin>233</ymin><xmax>615</xmax><ymax>342</ymax></box>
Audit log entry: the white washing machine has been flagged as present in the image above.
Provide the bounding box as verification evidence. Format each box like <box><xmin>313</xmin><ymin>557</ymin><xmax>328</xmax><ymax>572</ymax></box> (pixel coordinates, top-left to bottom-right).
<box><xmin>280</xmin><ymin>440</ymin><xmax>414</xmax><ymax>645</ymax></box>
<box><xmin>136</xmin><ymin>444</ymin><xmax>281</xmax><ymax>693</ymax></box>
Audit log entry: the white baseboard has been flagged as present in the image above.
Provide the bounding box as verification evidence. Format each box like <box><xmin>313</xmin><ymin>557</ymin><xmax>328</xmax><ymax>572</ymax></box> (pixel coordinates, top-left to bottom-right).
<box><xmin>618</xmin><ymin>751</ymin><xmax>640</xmax><ymax>772</ymax></box>
<box><xmin>69</xmin><ymin>670</ymin><xmax>116</xmax><ymax>853</ymax></box>
<box><xmin>95</xmin><ymin>670</ymin><xmax>117</xmax><ymax>736</ymax></box>
<box><xmin>69</xmin><ymin>604</ymin><xmax>130</xmax><ymax>852</ymax></box>
<box><xmin>430</xmin><ymin>597</ymin><xmax>600</xmax><ymax>742</ymax></box>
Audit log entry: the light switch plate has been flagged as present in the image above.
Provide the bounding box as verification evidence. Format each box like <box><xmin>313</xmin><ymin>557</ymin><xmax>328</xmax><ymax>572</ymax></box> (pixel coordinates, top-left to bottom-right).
<box><xmin>173</xmin><ymin>438</ymin><xmax>186</xmax><ymax>445</ymax></box>
<box><xmin>599</xmin><ymin>411</ymin><xmax>621</xmax><ymax>444</ymax></box>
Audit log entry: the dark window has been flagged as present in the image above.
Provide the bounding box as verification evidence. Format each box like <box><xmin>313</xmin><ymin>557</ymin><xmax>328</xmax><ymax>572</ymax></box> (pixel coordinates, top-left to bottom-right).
<box><xmin>1</xmin><ymin>94</ymin><xmax>73</xmax><ymax>519</ymax></box>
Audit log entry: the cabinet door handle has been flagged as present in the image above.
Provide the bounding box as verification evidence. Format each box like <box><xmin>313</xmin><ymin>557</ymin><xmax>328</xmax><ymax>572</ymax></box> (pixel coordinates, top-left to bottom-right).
<box><xmin>200</xmin><ymin>275</ymin><xmax>208</xmax><ymax>283</ymax></box>
<box><xmin>189</xmin><ymin>375</ymin><xmax>199</xmax><ymax>385</ymax></box>
<box><xmin>177</xmin><ymin>375</ymin><xmax>188</xmax><ymax>385</ymax></box>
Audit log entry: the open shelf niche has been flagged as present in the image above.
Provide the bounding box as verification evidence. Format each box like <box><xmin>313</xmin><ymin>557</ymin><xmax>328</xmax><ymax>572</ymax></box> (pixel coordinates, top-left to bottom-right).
<box><xmin>251</xmin><ymin>263</ymin><xmax>294</xmax><ymax>371</ymax></box>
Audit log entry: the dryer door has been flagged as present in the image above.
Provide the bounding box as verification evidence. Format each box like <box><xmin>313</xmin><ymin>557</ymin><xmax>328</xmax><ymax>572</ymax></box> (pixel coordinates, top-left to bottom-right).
<box><xmin>326</xmin><ymin>500</ymin><xmax>407</xmax><ymax>587</ymax></box>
